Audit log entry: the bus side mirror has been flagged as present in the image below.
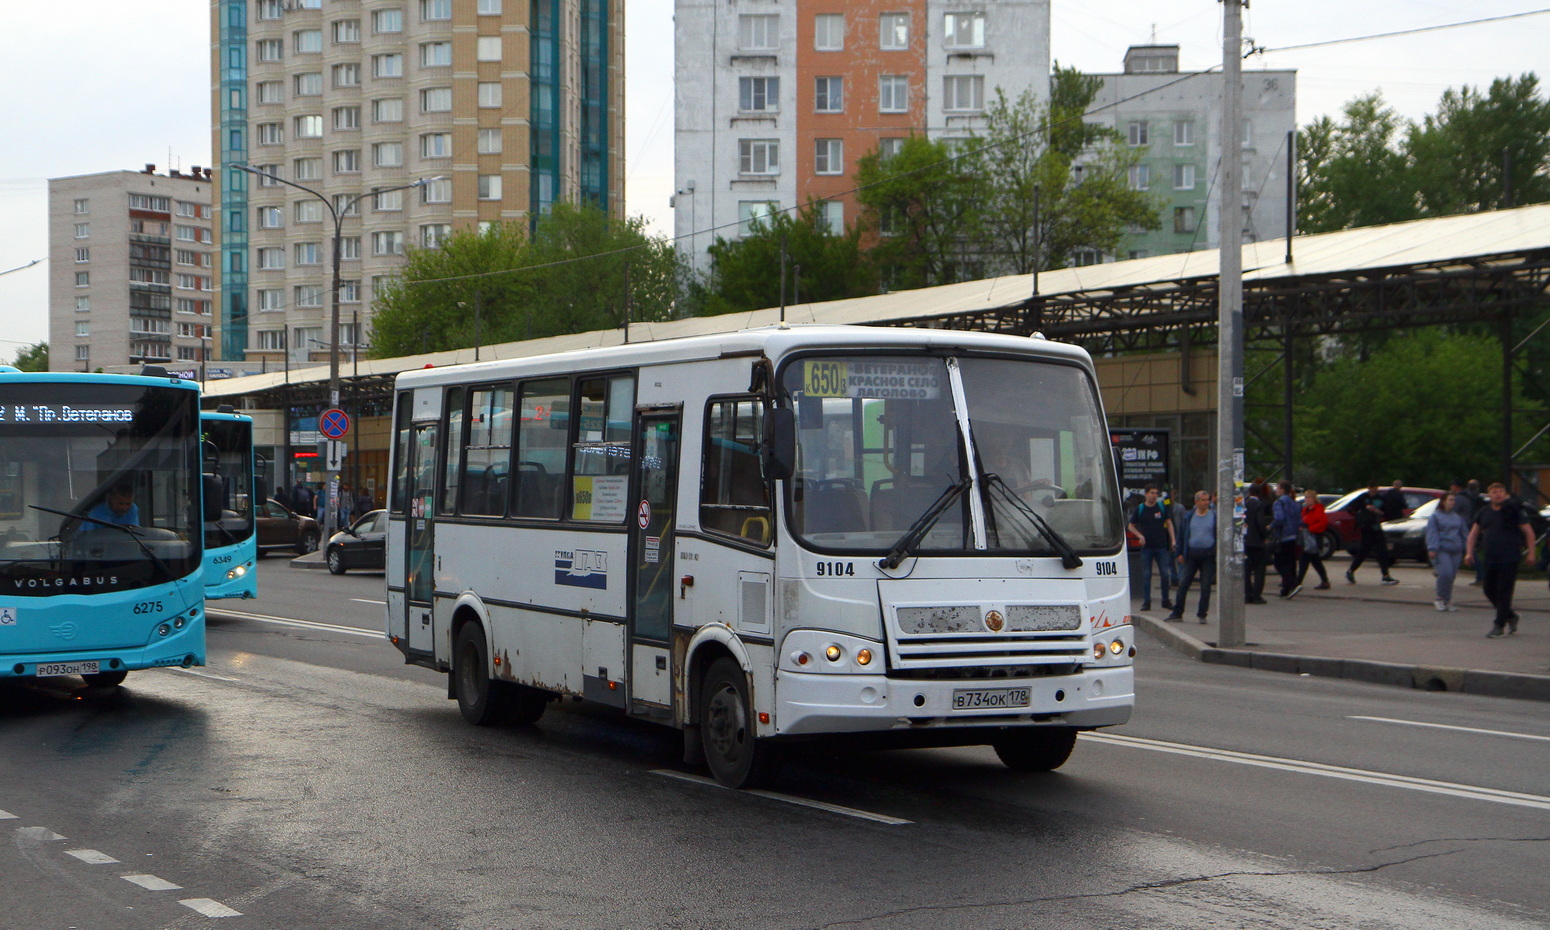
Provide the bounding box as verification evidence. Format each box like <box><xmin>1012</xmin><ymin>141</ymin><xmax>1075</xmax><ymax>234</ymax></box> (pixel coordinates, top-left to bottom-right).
<box><xmin>203</xmin><ymin>474</ymin><xmax>224</xmax><ymax>522</ymax></box>
<box><xmin>763</xmin><ymin>407</ymin><xmax>795</xmax><ymax>481</ymax></box>
<box><xmin>255</xmin><ymin>477</ymin><xmax>269</xmax><ymax>505</ymax></box>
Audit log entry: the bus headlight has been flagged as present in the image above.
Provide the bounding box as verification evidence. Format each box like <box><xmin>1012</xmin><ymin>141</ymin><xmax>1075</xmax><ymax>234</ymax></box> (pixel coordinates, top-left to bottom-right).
<box><xmin>1093</xmin><ymin>642</ymin><xmax>1106</xmax><ymax>661</ymax></box>
<box><xmin>825</xmin><ymin>645</ymin><xmax>843</xmax><ymax>663</ymax></box>
<box><xmin>781</xmin><ymin>631</ymin><xmax>884</xmax><ymax>673</ymax></box>
<box><xmin>225</xmin><ymin>562</ymin><xmax>250</xmax><ymax>580</ymax></box>
<box><xmin>856</xmin><ymin>649</ymin><xmax>873</xmax><ymax>666</ymax></box>
<box><xmin>1110</xmin><ymin>639</ymin><xmax>1124</xmax><ymax>655</ymax></box>
<box><xmin>157</xmin><ymin>623</ymin><xmax>172</xmax><ymax>637</ymax></box>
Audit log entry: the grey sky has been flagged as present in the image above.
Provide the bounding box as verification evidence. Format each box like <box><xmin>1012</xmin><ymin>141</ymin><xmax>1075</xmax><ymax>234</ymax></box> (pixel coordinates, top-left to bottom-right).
<box><xmin>2</xmin><ymin>1</ymin><xmax>1545</xmax><ymax>354</ymax></box>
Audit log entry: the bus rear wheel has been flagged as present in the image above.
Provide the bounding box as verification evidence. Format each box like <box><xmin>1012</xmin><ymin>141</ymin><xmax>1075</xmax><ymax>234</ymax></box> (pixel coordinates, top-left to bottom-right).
<box><xmin>699</xmin><ymin>657</ymin><xmax>778</xmax><ymax>788</ymax></box>
<box><xmin>83</xmin><ymin>669</ymin><xmax>128</xmax><ymax>688</ymax></box>
<box><xmin>991</xmin><ymin>727</ymin><xmax>1078</xmax><ymax>772</ymax></box>
<box><xmin>454</xmin><ymin>623</ymin><xmax>511</xmax><ymax>726</ymax></box>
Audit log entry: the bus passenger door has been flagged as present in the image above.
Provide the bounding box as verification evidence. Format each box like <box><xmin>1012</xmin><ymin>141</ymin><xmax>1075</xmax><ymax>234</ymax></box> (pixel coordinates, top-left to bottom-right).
<box><xmin>628</xmin><ymin>410</ymin><xmax>679</xmax><ymax>713</ymax></box>
<box><xmin>404</xmin><ymin>422</ymin><xmax>438</xmax><ymax>655</ymax></box>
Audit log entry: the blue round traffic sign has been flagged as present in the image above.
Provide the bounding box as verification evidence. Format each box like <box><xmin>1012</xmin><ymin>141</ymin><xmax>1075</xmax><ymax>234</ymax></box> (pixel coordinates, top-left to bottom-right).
<box><xmin>319</xmin><ymin>407</ymin><xmax>351</xmax><ymax>439</ymax></box>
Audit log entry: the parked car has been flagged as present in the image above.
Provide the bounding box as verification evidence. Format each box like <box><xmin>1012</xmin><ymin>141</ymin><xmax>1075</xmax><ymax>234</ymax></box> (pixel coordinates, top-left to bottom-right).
<box><xmin>1383</xmin><ymin>497</ymin><xmax>1438</xmax><ymax>565</ymax></box>
<box><xmin>325</xmin><ymin>509</ymin><xmax>387</xmax><ymax>574</ymax></box>
<box><xmin>1320</xmin><ymin>487</ymin><xmax>1444</xmax><ymax>558</ymax></box>
<box><xmin>256</xmin><ymin>498</ymin><xmax>321</xmax><ymax>556</ymax></box>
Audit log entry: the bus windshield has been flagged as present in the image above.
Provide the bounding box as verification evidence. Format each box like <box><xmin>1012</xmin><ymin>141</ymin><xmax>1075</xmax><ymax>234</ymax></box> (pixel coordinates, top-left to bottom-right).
<box><xmin>783</xmin><ymin>353</ymin><xmax>1122</xmax><ymax>555</ymax></box>
<box><xmin>0</xmin><ymin>382</ymin><xmax>201</xmax><ymax>595</ymax></box>
<box><xmin>202</xmin><ymin>417</ymin><xmax>256</xmax><ymax>549</ymax></box>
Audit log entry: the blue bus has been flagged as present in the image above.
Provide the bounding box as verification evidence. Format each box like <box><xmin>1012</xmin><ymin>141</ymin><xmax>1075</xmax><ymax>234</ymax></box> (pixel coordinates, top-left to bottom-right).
<box><xmin>201</xmin><ymin>408</ymin><xmax>259</xmax><ymax>600</ymax></box>
<box><xmin>0</xmin><ymin>366</ymin><xmax>208</xmax><ymax>687</ymax></box>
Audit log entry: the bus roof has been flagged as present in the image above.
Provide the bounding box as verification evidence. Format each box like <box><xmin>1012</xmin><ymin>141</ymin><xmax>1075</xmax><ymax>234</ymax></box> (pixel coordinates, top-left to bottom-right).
<box><xmin>0</xmin><ymin>369</ymin><xmax>200</xmax><ymax>391</ymax></box>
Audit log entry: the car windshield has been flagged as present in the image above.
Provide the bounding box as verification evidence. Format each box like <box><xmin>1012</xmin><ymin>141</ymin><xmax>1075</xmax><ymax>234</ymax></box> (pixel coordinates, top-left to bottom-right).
<box><xmin>1407</xmin><ymin>498</ymin><xmax>1439</xmax><ymax>520</ymax></box>
<box><xmin>0</xmin><ymin>381</ymin><xmax>200</xmax><ymax>595</ymax></box>
<box><xmin>782</xmin><ymin>353</ymin><xmax>1122</xmax><ymax>555</ymax></box>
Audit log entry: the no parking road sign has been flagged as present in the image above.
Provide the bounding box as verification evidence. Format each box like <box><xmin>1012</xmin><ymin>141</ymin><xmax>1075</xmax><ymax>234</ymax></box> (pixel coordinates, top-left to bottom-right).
<box><xmin>319</xmin><ymin>407</ymin><xmax>351</xmax><ymax>440</ymax></box>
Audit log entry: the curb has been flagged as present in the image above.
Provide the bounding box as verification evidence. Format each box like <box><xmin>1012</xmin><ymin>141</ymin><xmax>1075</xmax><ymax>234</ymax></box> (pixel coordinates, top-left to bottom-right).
<box><xmin>288</xmin><ymin>552</ymin><xmax>328</xmax><ymax>571</ymax></box>
<box><xmin>1135</xmin><ymin>615</ymin><xmax>1550</xmax><ymax>703</ymax></box>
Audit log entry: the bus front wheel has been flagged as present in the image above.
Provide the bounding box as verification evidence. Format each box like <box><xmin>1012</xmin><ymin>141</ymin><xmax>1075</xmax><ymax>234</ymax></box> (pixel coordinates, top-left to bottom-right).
<box><xmin>992</xmin><ymin>727</ymin><xmax>1078</xmax><ymax>772</ymax></box>
<box><xmin>454</xmin><ymin>623</ymin><xmax>510</xmax><ymax>726</ymax></box>
<box><xmin>699</xmin><ymin>657</ymin><xmax>778</xmax><ymax>788</ymax></box>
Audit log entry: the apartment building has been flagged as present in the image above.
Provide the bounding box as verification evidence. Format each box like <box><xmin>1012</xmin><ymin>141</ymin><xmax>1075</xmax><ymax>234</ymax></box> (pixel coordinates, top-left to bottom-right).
<box><xmin>212</xmin><ymin>0</ymin><xmax>624</xmax><ymax>367</ymax></box>
<box><xmin>47</xmin><ymin>168</ymin><xmax>217</xmax><ymax>375</ymax></box>
<box><xmin>1089</xmin><ymin>46</ymin><xmax>1297</xmax><ymax>262</ymax></box>
<box><xmin>674</xmin><ymin>1</ymin><xmax>1050</xmax><ymax>275</ymax></box>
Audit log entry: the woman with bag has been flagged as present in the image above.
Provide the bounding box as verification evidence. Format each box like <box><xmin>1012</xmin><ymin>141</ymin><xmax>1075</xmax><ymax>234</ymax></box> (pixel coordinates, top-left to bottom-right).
<box><xmin>1297</xmin><ymin>487</ymin><xmax>1332</xmax><ymax>590</ymax></box>
<box><xmin>1426</xmin><ymin>491</ymin><xmax>1469</xmax><ymax>611</ymax></box>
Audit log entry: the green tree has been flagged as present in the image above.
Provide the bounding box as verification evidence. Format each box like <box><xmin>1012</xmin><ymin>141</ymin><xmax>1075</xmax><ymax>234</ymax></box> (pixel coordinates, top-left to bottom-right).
<box><xmin>1407</xmin><ymin>74</ymin><xmax>1550</xmax><ymax>215</ymax></box>
<box><xmin>853</xmin><ymin>135</ymin><xmax>982</xmax><ymax>290</ymax></box>
<box><xmin>370</xmin><ymin>203</ymin><xmax>678</xmax><ymax>358</ymax></box>
<box><xmin>10</xmin><ymin>341</ymin><xmax>47</xmax><ymax>371</ymax></box>
<box><xmin>1297</xmin><ymin>93</ymin><xmax>1417</xmax><ymax>234</ymax></box>
<box><xmin>694</xmin><ymin>202</ymin><xmax>877</xmax><ymax>316</ymax></box>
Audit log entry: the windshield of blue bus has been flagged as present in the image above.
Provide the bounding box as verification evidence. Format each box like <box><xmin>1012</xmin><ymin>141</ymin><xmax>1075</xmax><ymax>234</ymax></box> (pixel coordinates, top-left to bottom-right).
<box><xmin>0</xmin><ymin>382</ymin><xmax>201</xmax><ymax>595</ymax></box>
<box><xmin>202</xmin><ymin>417</ymin><xmax>256</xmax><ymax>549</ymax></box>
<box><xmin>782</xmin><ymin>353</ymin><xmax>1123</xmax><ymax>555</ymax></box>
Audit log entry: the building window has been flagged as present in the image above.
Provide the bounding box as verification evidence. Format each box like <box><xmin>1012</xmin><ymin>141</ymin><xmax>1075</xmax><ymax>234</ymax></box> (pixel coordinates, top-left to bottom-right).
<box><xmin>1174</xmin><ymin>206</ymin><xmax>1196</xmax><ymax>233</ymax></box>
<box><xmin>373</xmin><ymin>231</ymin><xmax>404</xmax><ymax>255</ymax></box>
<box><xmin>333</xmin><ymin>106</ymin><xmax>360</xmax><ymax>130</ymax></box>
<box><xmin>332</xmin><ymin>63</ymin><xmax>360</xmax><ymax>88</ymax></box>
<box><xmin>1128</xmin><ymin>121</ymin><xmax>1149</xmax><ymax>146</ymax></box>
<box><xmin>373</xmin><ymin>53</ymin><xmax>403</xmax><ymax>78</ymax></box>
<box><xmin>478</xmin><ymin>82</ymin><xmax>502</xmax><ymax>107</ymax></box>
<box><xmin>257</xmin><ymin>122</ymin><xmax>283</xmax><ymax>145</ymax></box>
<box><xmin>477</xmin><ymin>128</ymin><xmax>503</xmax><ymax>154</ymax></box>
<box><xmin>257</xmin><ymin>247</ymin><xmax>285</xmax><ymax>270</ymax></box>
<box><xmin>256</xmin><ymin>330</ymin><xmax>285</xmax><ymax>350</ymax></box>
<box><xmin>739</xmin><ymin>14</ymin><xmax>777</xmax><ymax>50</ymax></box>
<box><xmin>258</xmin><ymin>206</ymin><xmax>283</xmax><ymax>228</ymax></box>
<box><xmin>1175</xmin><ymin>120</ymin><xmax>1194</xmax><ymax>146</ymax></box>
<box><xmin>294</xmin><ymin>285</ymin><xmax>324</xmax><ymax>308</ymax></box>
<box><xmin>814</xmin><ymin>76</ymin><xmax>843</xmax><ymax>112</ymax></box>
<box><xmin>293</xmin><ymin>157</ymin><xmax>322</xmax><ymax>181</ymax></box>
<box><xmin>75</xmin><ymin>272</ymin><xmax>90</xmax><ymax>287</ymax></box>
<box><xmin>739</xmin><ymin>77</ymin><xmax>779</xmax><ymax>113</ymax></box>
<box><xmin>476</xmin><ymin>36</ymin><xmax>502</xmax><ymax>61</ymax></box>
<box><xmin>128</xmin><ymin>194</ymin><xmax>170</xmax><ymax>211</ymax></box>
<box><xmin>75</xmin><ymin>322</ymin><xmax>90</xmax><ymax>337</ymax></box>
<box><xmin>333</xmin><ymin>149</ymin><xmax>360</xmax><ymax>173</ymax></box>
<box><xmin>76</xmin><ymin>296</ymin><xmax>90</xmax><ymax>312</ymax></box>
<box><xmin>294</xmin><ymin>72</ymin><xmax>322</xmax><ymax>96</ymax></box>
<box><xmin>421</xmin><ymin>224</ymin><xmax>451</xmax><ymax>248</ymax></box>
<box><xmin>373</xmin><ymin>98</ymin><xmax>404</xmax><ymax>122</ymax></box>
<box><xmin>74</xmin><ymin>248</ymin><xmax>90</xmax><ymax>263</ymax></box>
<box><xmin>943</xmin><ymin>75</ymin><xmax>983</xmax><ymax>111</ymax></box>
<box><xmin>333</xmin><ymin>18</ymin><xmax>360</xmax><ymax>43</ymax></box>
<box><xmin>1073</xmin><ymin>249</ymin><xmax>1102</xmax><ymax>267</ymax></box>
<box><xmin>420</xmin><ymin>133</ymin><xmax>451</xmax><ymax>158</ymax></box>
<box><xmin>738</xmin><ymin>201</ymin><xmax>777</xmax><ymax>235</ymax></box>
<box><xmin>293</xmin><ymin>30</ymin><xmax>322</xmax><ymax>54</ymax></box>
<box><xmin>257</xmin><ymin>80</ymin><xmax>284</xmax><ymax>104</ymax></box>
<box><xmin>76</xmin><ymin>345</ymin><xmax>90</xmax><ymax>362</ymax></box>
<box><xmin>257</xmin><ymin>289</ymin><xmax>285</xmax><ymax>311</ymax></box>
<box><xmin>294</xmin><ymin>242</ymin><xmax>322</xmax><ymax>265</ymax></box>
<box><xmin>420</xmin><ymin>178</ymin><xmax>452</xmax><ymax>203</ymax></box>
<box><xmin>1129</xmin><ymin>164</ymin><xmax>1150</xmax><ymax>190</ymax></box>
<box><xmin>256</xmin><ymin>0</ymin><xmax>283</xmax><ymax>20</ymax></box>
<box><xmin>879</xmin><ymin>137</ymin><xmax>905</xmax><ymax>162</ymax></box>
<box><xmin>738</xmin><ymin>139</ymin><xmax>779</xmax><ymax>175</ymax></box>
<box><xmin>175</xmin><ymin>249</ymin><xmax>206</xmax><ymax>266</ymax></box>
<box><xmin>421</xmin><ymin>41</ymin><xmax>452</xmax><ymax>67</ymax></box>
<box><xmin>256</xmin><ymin>39</ymin><xmax>283</xmax><ymax>62</ymax></box>
<box><xmin>943</xmin><ymin>12</ymin><xmax>985</xmax><ymax>48</ymax></box>
<box><xmin>73</xmin><ymin>223</ymin><xmax>89</xmax><ymax>239</ymax></box>
<box><xmin>294</xmin><ymin>115</ymin><xmax>323</xmax><ymax>138</ymax></box>
<box><xmin>373</xmin><ymin>188</ymin><xmax>403</xmax><ymax>211</ymax></box>
<box><xmin>294</xmin><ymin>200</ymin><xmax>323</xmax><ymax>223</ymax></box>
<box><xmin>814</xmin><ymin>138</ymin><xmax>843</xmax><ymax>175</ymax></box>
<box><xmin>73</xmin><ymin>198</ymin><xmax>89</xmax><ymax>214</ymax></box>
<box><xmin>340</xmin><ymin>236</ymin><xmax>361</xmax><ymax>260</ymax></box>
<box><xmin>340</xmin><ymin>280</ymin><xmax>360</xmax><ymax>303</ymax></box>
<box><xmin>478</xmin><ymin>0</ymin><xmax>502</xmax><ymax>12</ymax></box>
<box><xmin>333</xmin><ymin>194</ymin><xmax>359</xmax><ymax>216</ymax></box>
<box><xmin>879</xmin><ymin>13</ymin><xmax>909</xmax><ymax>50</ymax></box>
<box><xmin>421</xmin><ymin>0</ymin><xmax>451</xmax><ymax>20</ymax></box>
<box><xmin>878</xmin><ymin>75</ymin><xmax>908</xmax><ymax>113</ymax></box>
<box><xmin>478</xmin><ymin>174</ymin><xmax>502</xmax><ymax>200</ymax></box>
<box><xmin>813</xmin><ymin>13</ymin><xmax>843</xmax><ymax>50</ymax></box>
<box><xmin>421</xmin><ymin>87</ymin><xmax>452</xmax><ymax>112</ymax></box>
<box><xmin>373</xmin><ymin>8</ymin><xmax>402</xmax><ymax>32</ymax></box>
<box><xmin>1173</xmin><ymin>163</ymin><xmax>1196</xmax><ymax>190</ymax></box>
<box><xmin>373</xmin><ymin>141</ymin><xmax>404</xmax><ymax>167</ymax></box>
<box><xmin>255</xmin><ymin>164</ymin><xmax>282</xmax><ymax>185</ymax></box>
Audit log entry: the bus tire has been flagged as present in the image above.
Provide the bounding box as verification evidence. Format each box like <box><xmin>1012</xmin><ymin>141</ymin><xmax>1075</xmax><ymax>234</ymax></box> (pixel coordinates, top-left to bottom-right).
<box><xmin>453</xmin><ymin>623</ymin><xmax>509</xmax><ymax>726</ymax></box>
<box><xmin>83</xmin><ymin>669</ymin><xmax>128</xmax><ymax>688</ymax></box>
<box><xmin>992</xmin><ymin>727</ymin><xmax>1078</xmax><ymax>772</ymax></box>
<box><xmin>503</xmin><ymin>683</ymin><xmax>551</xmax><ymax>726</ymax></box>
<box><xmin>699</xmin><ymin>657</ymin><xmax>778</xmax><ymax>788</ymax></box>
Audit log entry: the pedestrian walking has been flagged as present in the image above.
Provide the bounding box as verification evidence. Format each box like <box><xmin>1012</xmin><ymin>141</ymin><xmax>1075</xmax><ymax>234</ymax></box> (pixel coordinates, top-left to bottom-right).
<box><xmin>1381</xmin><ymin>479</ymin><xmax>1407</xmax><ymax>522</ymax></box>
<box><xmin>290</xmin><ymin>480</ymin><xmax>313</xmax><ymax>516</ymax></box>
<box><xmin>1426</xmin><ymin>491</ymin><xmax>1468</xmax><ymax>611</ymax></box>
<box><xmin>1271</xmin><ymin>480</ymin><xmax>1304</xmax><ymax>598</ymax></box>
<box><xmin>1463</xmin><ymin>479</ymin><xmax>1485</xmax><ymax>585</ymax></box>
<box><xmin>1465</xmin><ymin>482</ymin><xmax>1536</xmax><ymax>637</ymax></box>
<box><xmin>1347</xmin><ymin>483</ymin><xmax>1397</xmax><ymax>585</ymax></box>
<box><xmin>1127</xmin><ymin>485</ymin><xmax>1174</xmax><ymax>612</ymax></box>
<box><xmin>356</xmin><ymin>488</ymin><xmax>375</xmax><ymax>515</ymax></box>
<box><xmin>338</xmin><ymin>483</ymin><xmax>355</xmax><ymax>527</ymax></box>
<box><xmin>1297</xmin><ymin>488</ymin><xmax>1332</xmax><ymax>589</ymax></box>
<box><xmin>1165</xmin><ymin>490</ymin><xmax>1216</xmax><ymax>624</ymax></box>
<box><xmin>1243</xmin><ymin>480</ymin><xmax>1272</xmax><ymax>604</ymax></box>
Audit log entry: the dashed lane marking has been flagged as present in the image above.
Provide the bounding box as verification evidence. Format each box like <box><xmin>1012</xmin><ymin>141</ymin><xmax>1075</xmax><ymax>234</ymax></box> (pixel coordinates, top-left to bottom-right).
<box><xmin>206</xmin><ymin>607</ymin><xmax>384</xmax><ymax>639</ymax></box>
<box><xmin>170</xmin><ymin>667</ymin><xmax>240</xmax><ymax>682</ymax></box>
<box><xmin>15</xmin><ymin>827</ymin><xmax>65</xmax><ymax>841</ymax></box>
<box><xmin>652</xmin><ymin>770</ymin><xmax>913</xmax><ymax>825</ymax></box>
<box><xmin>1348</xmin><ymin>715</ymin><xmax>1550</xmax><ymax>743</ymax></box>
<box><xmin>65</xmin><ymin>849</ymin><xmax>119</xmax><ymax>864</ymax></box>
<box><xmin>180</xmin><ymin>898</ymin><xmax>244</xmax><ymax>917</ymax></box>
<box><xmin>0</xmin><ymin>810</ymin><xmax>15</xmax><ymax>820</ymax></box>
<box><xmin>351</xmin><ymin>598</ymin><xmax>387</xmax><ymax>605</ymax></box>
<box><xmin>122</xmin><ymin>874</ymin><xmax>182</xmax><ymax>891</ymax></box>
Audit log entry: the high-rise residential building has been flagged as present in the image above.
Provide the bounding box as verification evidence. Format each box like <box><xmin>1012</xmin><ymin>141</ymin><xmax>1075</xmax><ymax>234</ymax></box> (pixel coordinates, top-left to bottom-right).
<box><xmin>212</xmin><ymin>0</ymin><xmax>624</xmax><ymax>368</ymax></box>
<box><xmin>673</xmin><ymin>1</ymin><xmax>1050</xmax><ymax>275</ymax></box>
<box><xmin>1088</xmin><ymin>46</ymin><xmax>1296</xmax><ymax>263</ymax></box>
<box><xmin>47</xmin><ymin>167</ymin><xmax>217</xmax><ymax>374</ymax></box>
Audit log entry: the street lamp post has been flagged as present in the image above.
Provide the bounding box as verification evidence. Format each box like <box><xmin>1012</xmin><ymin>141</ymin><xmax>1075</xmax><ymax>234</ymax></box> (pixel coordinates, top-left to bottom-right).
<box><xmin>233</xmin><ymin>164</ymin><xmax>443</xmax><ymax>541</ymax></box>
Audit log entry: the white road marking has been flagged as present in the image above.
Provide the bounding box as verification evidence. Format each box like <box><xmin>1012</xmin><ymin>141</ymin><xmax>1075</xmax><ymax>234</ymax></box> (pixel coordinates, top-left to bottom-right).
<box><xmin>351</xmin><ymin>598</ymin><xmax>387</xmax><ymax>605</ymax></box>
<box><xmin>0</xmin><ymin>810</ymin><xmax>15</xmax><ymax>820</ymax></box>
<box><xmin>652</xmin><ymin>770</ymin><xmax>913</xmax><ymax>825</ymax></box>
<box><xmin>65</xmin><ymin>849</ymin><xmax>119</xmax><ymax>864</ymax></box>
<box><xmin>15</xmin><ymin>827</ymin><xmax>65</xmax><ymax>841</ymax></box>
<box><xmin>170</xmin><ymin>667</ymin><xmax>240</xmax><ymax>682</ymax></box>
<box><xmin>122</xmin><ymin>874</ymin><xmax>182</xmax><ymax>891</ymax></box>
<box><xmin>179</xmin><ymin>898</ymin><xmax>243</xmax><ymax>917</ymax></box>
<box><xmin>1085</xmin><ymin>732</ymin><xmax>1550</xmax><ymax>811</ymax></box>
<box><xmin>1348</xmin><ymin>715</ymin><xmax>1550</xmax><ymax>743</ymax></box>
<box><xmin>207</xmin><ymin>607</ymin><xmax>384</xmax><ymax>640</ymax></box>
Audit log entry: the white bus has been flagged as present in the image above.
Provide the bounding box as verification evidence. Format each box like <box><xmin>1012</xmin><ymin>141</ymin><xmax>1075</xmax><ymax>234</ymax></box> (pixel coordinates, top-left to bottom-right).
<box><xmin>386</xmin><ymin>325</ymin><xmax>1133</xmax><ymax>786</ymax></box>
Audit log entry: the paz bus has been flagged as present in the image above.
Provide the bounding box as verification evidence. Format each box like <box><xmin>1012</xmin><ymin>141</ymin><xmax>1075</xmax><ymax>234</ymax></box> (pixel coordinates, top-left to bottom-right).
<box><xmin>385</xmin><ymin>325</ymin><xmax>1133</xmax><ymax>786</ymax></box>
<box><xmin>0</xmin><ymin>366</ymin><xmax>209</xmax><ymax>687</ymax></box>
<box><xmin>200</xmin><ymin>408</ymin><xmax>259</xmax><ymax>600</ymax></box>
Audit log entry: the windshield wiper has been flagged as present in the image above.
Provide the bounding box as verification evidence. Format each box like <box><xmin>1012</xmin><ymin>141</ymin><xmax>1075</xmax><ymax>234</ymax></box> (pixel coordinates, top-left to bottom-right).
<box><xmin>980</xmin><ymin>472</ymin><xmax>1084</xmax><ymax>570</ymax></box>
<box><xmin>878</xmin><ymin>477</ymin><xmax>972</xmax><ymax>570</ymax></box>
<box><xmin>29</xmin><ymin>504</ymin><xmax>178</xmax><ymax>583</ymax></box>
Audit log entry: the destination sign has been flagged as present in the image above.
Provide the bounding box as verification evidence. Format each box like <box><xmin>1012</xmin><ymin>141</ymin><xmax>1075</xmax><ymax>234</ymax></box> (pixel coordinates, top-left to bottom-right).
<box><xmin>0</xmin><ymin>404</ymin><xmax>135</xmax><ymax>424</ymax></box>
<box><xmin>803</xmin><ymin>360</ymin><xmax>942</xmax><ymax>400</ymax></box>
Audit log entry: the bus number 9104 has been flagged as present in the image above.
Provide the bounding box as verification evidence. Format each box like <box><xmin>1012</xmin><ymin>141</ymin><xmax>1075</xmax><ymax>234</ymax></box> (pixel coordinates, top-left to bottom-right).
<box><xmin>815</xmin><ymin>561</ymin><xmax>855</xmax><ymax>577</ymax></box>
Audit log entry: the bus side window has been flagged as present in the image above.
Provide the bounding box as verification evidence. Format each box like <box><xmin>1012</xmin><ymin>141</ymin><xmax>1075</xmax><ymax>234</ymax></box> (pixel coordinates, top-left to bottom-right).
<box><xmin>700</xmin><ymin>398</ymin><xmax>771</xmax><ymax>546</ymax></box>
<box><xmin>514</xmin><ymin>378</ymin><xmax>569</xmax><ymax>519</ymax></box>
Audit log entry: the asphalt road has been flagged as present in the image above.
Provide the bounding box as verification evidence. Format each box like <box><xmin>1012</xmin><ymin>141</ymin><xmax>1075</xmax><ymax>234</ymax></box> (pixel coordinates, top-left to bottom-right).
<box><xmin>2</xmin><ymin>559</ymin><xmax>1548</xmax><ymax>929</ymax></box>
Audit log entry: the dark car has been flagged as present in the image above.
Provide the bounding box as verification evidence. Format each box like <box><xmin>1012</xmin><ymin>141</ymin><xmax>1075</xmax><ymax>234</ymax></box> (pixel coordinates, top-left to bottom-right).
<box><xmin>1321</xmin><ymin>487</ymin><xmax>1444</xmax><ymax>558</ymax></box>
<box><xmin>1383</xmin><ymin>497</ymin><xmax>1439</xmax><ymax>565</ymax></box>
<box><xmin>326</xmin><ymin>509</ymin><xmax>387</xmax><ymax>574</ymax></box>
<box><xmin>256</xmin><ymin>498</ymin><xmax>321</xmax><ymax>556</ymax></box>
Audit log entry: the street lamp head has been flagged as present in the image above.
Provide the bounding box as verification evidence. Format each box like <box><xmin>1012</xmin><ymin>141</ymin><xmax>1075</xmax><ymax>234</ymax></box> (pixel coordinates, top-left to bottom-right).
<box><xmin>415</xmin><ymin>175</ymin><xmax>449</xmax><ymax>187</ymax></box>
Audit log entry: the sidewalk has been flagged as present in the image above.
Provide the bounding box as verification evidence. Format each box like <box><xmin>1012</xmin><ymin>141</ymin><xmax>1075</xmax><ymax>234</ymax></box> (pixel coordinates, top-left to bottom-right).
<box><xmin>1135</xmin><ymin>558</ymin><xmax>1550</xmax><ymax>702</ymax></box>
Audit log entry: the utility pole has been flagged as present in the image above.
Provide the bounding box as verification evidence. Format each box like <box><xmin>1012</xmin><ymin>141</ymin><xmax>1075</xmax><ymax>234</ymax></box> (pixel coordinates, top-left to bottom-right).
<box><xmin>1216</xmin><ymin>0</ymin><xmax>1248</xmax><ymax>648</ymax></box>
